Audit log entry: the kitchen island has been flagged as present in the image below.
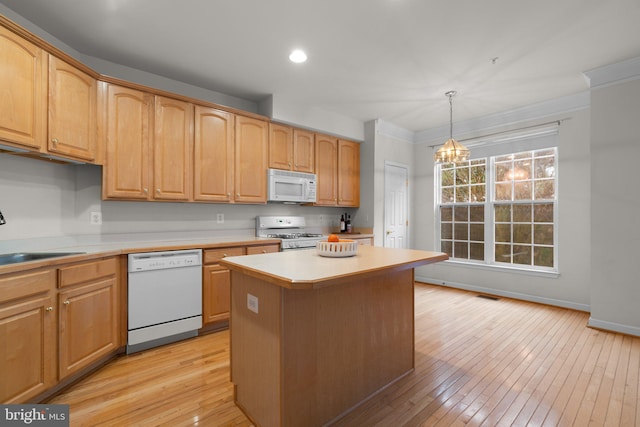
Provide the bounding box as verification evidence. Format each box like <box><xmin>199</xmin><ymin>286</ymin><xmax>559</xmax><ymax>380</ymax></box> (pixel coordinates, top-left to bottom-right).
<box><xmin>220</xmin><ymin>246</ymin><xmax>447</xmax><ymax>427</ymax></box>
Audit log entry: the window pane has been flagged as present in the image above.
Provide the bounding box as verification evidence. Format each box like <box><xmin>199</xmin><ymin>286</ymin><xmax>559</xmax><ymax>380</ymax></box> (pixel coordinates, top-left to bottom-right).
<box><xmin>513</xmin><ymin>204</ymin><xmax>532</xmax><ymax>222</ymax></box>
<box><xmin>470</xmin><ymin>223</ymin><xmax>484</xmax><ymax>241</ymax></box>
<box><xmin>470</xmin><ymin>206</ymin><xmax>484</xmax><ymax>222</ymax></box>
<box><xmin>470</xmin><ymin>243</ymin><xmax>484</xmax><ymax>260</ymax></box>
<box><xmin>534</xmin><ymin>157</ymin><xmax>555</xmax><ymax>178</ymax></box>
<box><xmin>534</xmin><ymin>247</ymin><xmax>554</xmax><ymax>267</ymax></box>
<box><xmin>456</xmin><ymin>167</ymin><xmax>469</xmax><ymax>185</ymax></box>
<box><xmin>470</xmin><ymin>185</ymin><xmax>486</xmax><ymax>202</ymax></box>
<box><xmin>513</xmin><ymin>160</ymin><xmax>531</xmax><ymax>180</ymax></box>
<box><xmin>496</xmin><ymin>162</ymin><xmax>511</xmax><ymax>182</ymax></box>
<box><xmin>495</xmin><ymin>244</ymin><xmax>511</xmax><ymax>263</ymax></box>
<box><xmin>514</xmin><ymin>181</ymin><xmax>532</xmax><ymax>200</ymax></box>
<box><xmin>454</xmin><ymin>206</ymin><xmax>468</xmax><ymax>222</ymax></box>
<box><xmin>495</xmin><ymin>205</ymin><xmax>511</xmax><ymax>222</ymax></box>
<box><xmin>513</xmin><ymin>224</ymin><xmax>532</xmax><ymax>244</ymax></box>
<box><xmin>534</xmin><ymin>203</ymin><xmax>554</xmax><ymax>222</ymax></box>
<box><xmin>513</xmin><ymin>245</ymin><xmax>532</xmax><ymax>265</ymax></box>
<box><xmin>441</xmin><ymin>240</ymin><xmax>452</xmax><ymax>257</ymax></box>
<box><xmin>454</xmin><ymin>241</ymin><xmax>468</xmax><ymax>259</ymax></box>
<box><xmin>442</xmin><ymin>187</ymin><xmax>454</xmax><ymax>203</ymax></box>
<box><xmin>470</xmin><ymin>165</ymin><xmax>485</xmax><ymax>184</ymax></box>
<box><xmin>441</xmin><ymin>206</ymin><xmax>453</xmax><ymax>221</ymax></box>
<box><xmin>441</xmin><ymin>168</ymin><xmax>454</xmax><ymax>186</ymax></box>
<box><xmin>534</xmin><ymin>180</ymin><xmax>555</xmax><ymax>200</ymax></box>
<box><xmin>441</xmin><ymin>222</ymin><xmax>453</xmax><ymax>239</ymax></box>
<box><xmin>534</xmin><ymin>224</ymin><xmax>554</xmax><ymax>245</ymax></box>
<box><xmin>495</xmin><ymin>224</ymin><xmax>511</xmax><ymax>242</ymax></box>
<box><xmin>454</xmin><ymin>223</ymin><xmax>468</xmax><ymax>240</ymax></box>
<box><xmin>535</xmin><ymin>149</ymin><xmax>555</xmax><ymax>158</ymax></box>
<box><xmin>456</xmin><ymin>186</ymin><xmax>469</xmax><ymax>202</ymax></box>
<box><xmin>495</xmin><ymin>183</ymin><xmax>512</xmax><ymax>200</ymax></box>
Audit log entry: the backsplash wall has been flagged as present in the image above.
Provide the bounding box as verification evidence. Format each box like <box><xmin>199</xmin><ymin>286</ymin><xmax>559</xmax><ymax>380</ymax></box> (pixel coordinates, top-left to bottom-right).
<box><xmin>0</xmin><ymin>154</ymin><xmax>351</xmax><ymax>242</ymax></box>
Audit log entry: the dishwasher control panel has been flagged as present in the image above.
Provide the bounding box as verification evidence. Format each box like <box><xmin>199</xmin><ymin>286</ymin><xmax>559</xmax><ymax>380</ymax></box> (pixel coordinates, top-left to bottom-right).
<box><xmin>128</xmin><ymin>249</ymin><xmax>202</xmax><ymax>272</ymax></box>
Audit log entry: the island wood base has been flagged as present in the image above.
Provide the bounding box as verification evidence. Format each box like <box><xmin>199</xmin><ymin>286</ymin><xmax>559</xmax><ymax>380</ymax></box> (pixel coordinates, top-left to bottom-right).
<box><xmin>230</xmin><ymin>267</ymin><xmax>415</xmax><ymax>426</ymax></box>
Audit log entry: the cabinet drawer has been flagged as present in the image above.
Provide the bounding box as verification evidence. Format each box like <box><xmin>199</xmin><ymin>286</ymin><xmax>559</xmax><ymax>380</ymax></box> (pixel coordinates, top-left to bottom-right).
<box><xmin>204</xmin><ymin>247</ymin><xmax>244</xmax><ymax>264</ymax></box>
<box><xmin>246</xmin><ymin>244</ymin><xmax>280</xmax><ymax>255</ymax></box>
<box><xmin>58</xmin><ymin>258</ymin><xmax>117</xmax><ymax>288</ymax></box>
<box><xmin>0</xmin><ymin>269</ymin><xmax>55</xmax><ymax>304</ymax></box>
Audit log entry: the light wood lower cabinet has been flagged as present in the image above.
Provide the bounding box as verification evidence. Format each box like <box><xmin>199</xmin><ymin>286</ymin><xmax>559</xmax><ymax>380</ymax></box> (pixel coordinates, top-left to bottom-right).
<box><xmin>0</xmin><ymin>257</ymin><xmax>119</xmax><ymax>403</ymax></box>
<box><xmin>202</xmin><ymin>243</ymin><xmax>279</xmax><ymax>327</ymax></box>
<box><xmin>57</xmin><ymin>259</ymin><xmax>118</xmax><ymax>380</ymax></box>
<box><xmin>0</xmin><ymin>268</ymin><xmax>56</xmax><ymax>403</ymax></box>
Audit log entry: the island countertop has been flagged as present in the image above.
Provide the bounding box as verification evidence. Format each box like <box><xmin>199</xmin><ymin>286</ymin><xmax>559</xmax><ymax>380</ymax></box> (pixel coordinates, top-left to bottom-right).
<box><xmin>220</xmin><ymin>245</ymin><xmax>448</xmax><ymax>290</ymax></box>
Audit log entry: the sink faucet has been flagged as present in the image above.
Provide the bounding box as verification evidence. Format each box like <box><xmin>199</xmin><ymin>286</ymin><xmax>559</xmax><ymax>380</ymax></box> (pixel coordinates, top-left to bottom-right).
<box><xmin>0</xmin><ymin>210</ymin><xmax>5</xmax><ymax>225</ymax></box>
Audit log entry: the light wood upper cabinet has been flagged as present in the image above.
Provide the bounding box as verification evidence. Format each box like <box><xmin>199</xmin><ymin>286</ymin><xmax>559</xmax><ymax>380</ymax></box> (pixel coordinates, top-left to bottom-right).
<box><xmin>235</xmin><ymin>115</ymin><xmax>268</xmax><ymax>203</ymax></box>
<box><xmin>315</xmin><ymin>135</ymin><xmax>360</xmax><ymax>207</ymax></box>
<box><xmin>194</xmin><ymin>106</ymin><xmax>234</xmax><ymax>202</ymax></box>
<box><xmin>48</xmin><ymin>56</ymin><xmax>97</xmax><ymax>161</ymax></box>
<box><xmin>338</xmin><ymin>139</ymin><xmax>360</xmax><ymax>206</ymax></box>
<box><xmin>269</xmin><ymin>123</ymin><xmax>293</xmax><ymax>170</ymax></box>
<box><xmin>103</xmin><ymin>84</ymin><xmax>154</xmax><ymax>200</ymax></box>
<box><xmin>0</xmin><ymin>25</ymin><xmax>46</xmax><ymax>150</ymax></box>
<box><xmin>153</xmin><ymin>96</ymin><xmax>193</xmax><ymax>201</ymax></box>
<box><xmin>293</xmin><ymin>128</ymin><xmax>314</xmax><ymax>173</ymax></box>
<box><xmin>315</xmin><ymin>134</ymin><xmax>339</xmax><ymax>205</ymax></box>
<box><xmin>269</xmin><ymin>124</ymin><xmax>315</xmax><ymax>173</ymax></box>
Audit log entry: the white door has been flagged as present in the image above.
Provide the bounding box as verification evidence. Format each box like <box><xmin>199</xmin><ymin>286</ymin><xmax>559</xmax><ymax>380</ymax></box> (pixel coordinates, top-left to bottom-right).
<box><xmin>384</xmin><ymin>163</ymin><xmax>408</xmax><ymax>248</ymax></box>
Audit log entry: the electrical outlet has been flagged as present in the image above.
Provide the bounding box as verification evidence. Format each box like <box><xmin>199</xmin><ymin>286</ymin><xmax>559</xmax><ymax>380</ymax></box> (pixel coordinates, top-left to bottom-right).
<box><xmin>216</xmin><ymin>213</ymin><xmax>224</xmax><ymax>224</ymax></box>
<box><xmin>247</xmin><ymin>293</ymin><xmax>259</xmax><ymax>314</ymax></box>
<box><xmin>90</xmin><ymin>211</ymin><xmax>102</xmax><ymax>225</ymax></box>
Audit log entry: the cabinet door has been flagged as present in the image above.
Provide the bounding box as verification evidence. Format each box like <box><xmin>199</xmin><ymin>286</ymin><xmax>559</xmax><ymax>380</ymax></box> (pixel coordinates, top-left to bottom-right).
<box><xmin>103</xmin><ymin>85</ymin><xmax>153</xmax><ymax>200</ymax></box>
<box><xmin>0</xmin><ymin>295</ymin><xmax>55</xmax><ymax>403</ymax></box>
<box><xmin>269</xmin><ymin>123</ymin><xmax>293</xmax><ymax>170</ymax></box>
<box><xmin>338</xmin><ymin>139</ymin><xmax>360</xmax><ymax>207</ymax></box>
<box><xmin>235</xmin><ymin>116</ymin><xmax>268</xmax><ymax>203</ymax></box>
<box><xmin>58</xmin><ymin>277</ymin><xmax>118</xmax><ymax>380</ymax></box>
<box><xmin>315</xmin><ymin>134</ymin><xmax>338</xmax><ymax>205</ymax></box>
<box><xmin>154</xmin><ymin>96</ymin><xmax>193</xmax><ymax>201</ymax></box>
<box><xmin>293</xmin><ymin>129</ymin><xmax>314</xmax><ymax>173</ymax></box>
<box><xmin>202</xmin><ymin>265</ymin><xmax>231</xmax><ymax>324</ymax></box>
<box><xmin>194</xmin><ymin>106</ymin><xmax>234</xmax><ymax>202</ymax></box>
<box><xmin>48</xmin><ymin>56</ymin><xmax>97</xmax><ymax>161</ymax></box>
<box><xmin>0</xmin><ymin>25</ymin><xmax>46</xmax><ymax>150</ymax></box>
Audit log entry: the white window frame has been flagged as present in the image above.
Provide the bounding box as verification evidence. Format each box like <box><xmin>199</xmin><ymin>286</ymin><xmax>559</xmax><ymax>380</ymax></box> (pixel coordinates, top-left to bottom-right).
<box><xmin>435</xmin><ymin>147</ymin><xmax>559</xmax><ymax>275</ymax></box>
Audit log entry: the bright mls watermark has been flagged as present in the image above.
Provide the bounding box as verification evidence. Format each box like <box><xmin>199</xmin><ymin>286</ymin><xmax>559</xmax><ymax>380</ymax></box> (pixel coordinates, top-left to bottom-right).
<box><xmin>1</xmin><ymin>405</ymin><xmax>69</xmax><ymax>426</ymax></box>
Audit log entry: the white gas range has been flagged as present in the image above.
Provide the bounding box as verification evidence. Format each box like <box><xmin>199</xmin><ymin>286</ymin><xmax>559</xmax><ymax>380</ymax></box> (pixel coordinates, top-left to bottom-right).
<box><xmin>255</xmin><ymin>216</ymin><xmax>325</xmax><ymax>251</ymax></box>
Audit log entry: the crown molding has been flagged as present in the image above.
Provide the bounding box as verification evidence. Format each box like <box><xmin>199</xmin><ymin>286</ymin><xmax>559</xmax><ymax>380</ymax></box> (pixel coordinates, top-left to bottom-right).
<box><xmin>583</xmin><ymin>56</ymin><xmax>640</xmax><ymax>89</ymax></box>
<box><xmin>374</xmin><ymin>119</ymin><xmax>416</xmax><ymax>143</ymax></box>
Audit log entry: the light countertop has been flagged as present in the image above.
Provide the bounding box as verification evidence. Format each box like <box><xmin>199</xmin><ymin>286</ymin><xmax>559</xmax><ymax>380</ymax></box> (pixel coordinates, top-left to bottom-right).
<box><xmin>220</xmin><ymin>245</ymin><xmax>448</xmax><ymax>290</ymax></box>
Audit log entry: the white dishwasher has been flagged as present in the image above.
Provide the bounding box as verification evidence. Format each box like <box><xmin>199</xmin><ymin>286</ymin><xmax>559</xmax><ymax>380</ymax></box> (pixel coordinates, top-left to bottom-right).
<box><xmin>127</xmin><ymin>249</ymin><xmax>202</xmax><ymax>354</ymax></box>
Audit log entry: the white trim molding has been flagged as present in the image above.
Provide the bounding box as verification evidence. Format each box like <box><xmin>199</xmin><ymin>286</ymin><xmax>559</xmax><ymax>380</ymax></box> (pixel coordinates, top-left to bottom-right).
<box><xmin>583</xmin><ymin>56</ymin><xmax>640</xmax><ymax>89</ymax></box>
<box><xmin>416</xmin><ymin>275</ymin><xmax>590</xmax><ymax>313</ymax></box>
<box><xmin>588</xmin><ymin>317</ymin><xmax>640</xmax><ymax>338</ymax></box>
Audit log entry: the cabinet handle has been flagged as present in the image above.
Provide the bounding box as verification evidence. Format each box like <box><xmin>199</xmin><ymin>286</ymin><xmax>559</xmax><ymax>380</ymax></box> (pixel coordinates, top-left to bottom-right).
<box><xmin>262</xmin><ymin>250</ymin><xmax>267</xmax><ymax>253</ymax></box>
<box><xmin>45</xmin><ymin>306</ymin><xmax>53</xmax><ymax>312</ymax></box>
<box><xmin>156</xmin><ymin>189</ymin><xmax>161</xmax><ymax>194</ymax></box>
<box><xmin>223</xmin><ymin>253</ymin><xmax>228</xmax><ymax>257</ymax></box>
<box><xmin>51</xmin><ymin>138</ymin><xmax>59</xmax><ymax>145</ymax></box>
<box><xmin>227</xmin><ymin>193</ymin><xmax>231</xmax><ymax>198</ymax></box>
<box><xmin>143</xmin><ymin>188</ymin><xmax>148</xmax><ymax>194</ymax></box>
<box><xmin>236</xmin><ymin>193</ymin><xmax>240</xmax><ymax>197</ymax></box>
<box><xmin>63</xmin><ymin>300</ymin><xmax>70</xmax><ymax>305</ymax></box>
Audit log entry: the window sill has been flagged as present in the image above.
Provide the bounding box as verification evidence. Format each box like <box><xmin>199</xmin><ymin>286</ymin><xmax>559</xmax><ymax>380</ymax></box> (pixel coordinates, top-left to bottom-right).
<box><xmin>440</xmin><ymin>259</ymin><xmax>560</xmax><ymax>278</ymax></box>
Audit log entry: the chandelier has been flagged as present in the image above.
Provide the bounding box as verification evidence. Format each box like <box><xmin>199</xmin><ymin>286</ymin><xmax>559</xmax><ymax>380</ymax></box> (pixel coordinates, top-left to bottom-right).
<box><xmin>434</xmin><ymin>90</ymin><xmax>470</xmax><ymax>163</ymax></box>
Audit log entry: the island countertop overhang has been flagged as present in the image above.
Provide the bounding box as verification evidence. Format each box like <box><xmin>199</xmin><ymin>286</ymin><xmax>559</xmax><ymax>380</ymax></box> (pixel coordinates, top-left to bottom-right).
<box><xmin>219</xmin><ymin>246</ymin><xmax>448</xmax><ymax>290</ymax></box>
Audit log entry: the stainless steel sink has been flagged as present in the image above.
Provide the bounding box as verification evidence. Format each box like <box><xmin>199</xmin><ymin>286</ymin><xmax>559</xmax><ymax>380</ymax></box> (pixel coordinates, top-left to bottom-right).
<box><xmin>0</xmin><ymin>252</ymin><xmax>84</xmax><ymax>266</ymax></box>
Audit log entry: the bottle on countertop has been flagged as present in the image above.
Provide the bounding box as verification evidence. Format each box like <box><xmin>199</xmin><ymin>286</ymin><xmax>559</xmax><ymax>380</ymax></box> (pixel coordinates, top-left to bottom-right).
<box><xmin>346</xmin><ymin>214</ymin><xmax>352</xmax><ymax>233</ymax></box>
<box><xmin>340</xmin><ymin>214</ymin><xmax>346</xmax><ymax>232</ymax></box>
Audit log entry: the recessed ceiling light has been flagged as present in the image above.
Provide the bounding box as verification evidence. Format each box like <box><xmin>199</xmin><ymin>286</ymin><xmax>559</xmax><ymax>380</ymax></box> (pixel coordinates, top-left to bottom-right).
<box><xmin>289</xmin><ymin>50</ymin><xmax>307</xmax><ymax>63</ymax></box>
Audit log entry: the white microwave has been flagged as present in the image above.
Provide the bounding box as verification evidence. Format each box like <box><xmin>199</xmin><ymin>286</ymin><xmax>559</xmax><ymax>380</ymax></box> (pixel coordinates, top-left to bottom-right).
<box><xmin>267</xmin><ymin>169</ymin><xmax>317</xmax><ymax>203</ymax></box>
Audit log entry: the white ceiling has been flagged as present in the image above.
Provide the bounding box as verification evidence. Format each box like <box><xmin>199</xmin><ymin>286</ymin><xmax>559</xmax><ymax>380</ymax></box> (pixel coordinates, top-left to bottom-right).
<box><xmin>2</xmin><ymin>0</ymin><xmax>640</xmax><ymax>132</ymax></box>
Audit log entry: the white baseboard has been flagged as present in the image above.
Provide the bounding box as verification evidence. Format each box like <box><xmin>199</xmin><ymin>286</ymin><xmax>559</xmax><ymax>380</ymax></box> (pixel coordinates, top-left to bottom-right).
<box><xmin>587</xmin><ymin>318</ymin><xmax>640</xmax><ymax>337</ymax></box>
<box><xmin>415</xmin><ymin>275</ymin><xmax>590</xmax><ymax>313</ymax></box>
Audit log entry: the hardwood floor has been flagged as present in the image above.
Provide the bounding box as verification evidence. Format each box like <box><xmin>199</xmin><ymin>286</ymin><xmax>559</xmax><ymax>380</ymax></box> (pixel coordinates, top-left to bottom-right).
<box><xmin>48</xmin><ymin>283</ymin><xmax>640</xmax><ymax>426</ymax></box>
